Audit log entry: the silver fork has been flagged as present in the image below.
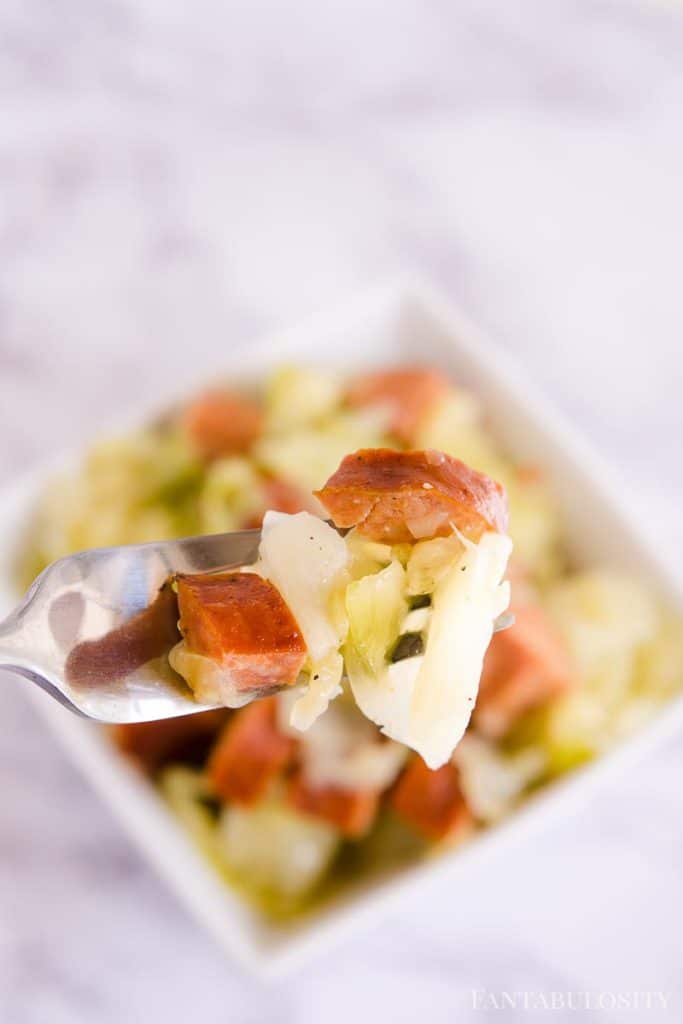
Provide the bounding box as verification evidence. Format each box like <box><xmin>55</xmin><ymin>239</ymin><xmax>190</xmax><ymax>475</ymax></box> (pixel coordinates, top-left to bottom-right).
<box><xmin>0</xmin><ymin>530</ymin><xmax>514</xmax><ymax>723</ymax></box>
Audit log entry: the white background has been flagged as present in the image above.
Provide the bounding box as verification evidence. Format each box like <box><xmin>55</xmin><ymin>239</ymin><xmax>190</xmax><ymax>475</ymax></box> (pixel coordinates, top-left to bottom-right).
<box><xmin>1</xmin><ymin>2</ymin><xmax>682</xmax><ymax>1021</ymax></box>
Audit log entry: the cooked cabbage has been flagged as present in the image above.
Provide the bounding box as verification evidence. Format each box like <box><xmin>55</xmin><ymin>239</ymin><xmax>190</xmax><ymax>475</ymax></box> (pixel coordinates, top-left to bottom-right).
<box><xmin>265</xmin><ymin>365</ymin><xmax>343</xmax><ymax>431</ymax></box>
<box><xmin>218</xmin><ymin>796</ymin><xmax>339</xmax><ymax>901</ymax></box>
<box><xmin>254</xmin><ymin>409</ymin><xmax>389</xmax><ymax>492</ymax></box>
<box><xmin>289</xmin><ymin>649</ymin><xmax>345</xmax><ymax>731</ymax></box>
<box><xmin>345</xmin><ymin>532</ymin><xmax>394</xmax><ymax>582</ymax></box>
<box><xmin>638</xmin><ymin>618</ymin><xmax>683</xmax><ymax>700</ymax></box>
<box><xmin>546</xmin><ymin>570</ymin><xmax>659</xmax><ymax>693</ymax></box>
<box><xmin>160</xmin><ymin>766</ymin><xmax>338</xmax><ymax>915</ymax></box>
<box><xmin>345</xmin><ymin>559</ymin><xmax>407</xmax><ymax>676</ymax></box>
<box><xmin>537</xmin><ymin>570</ymin><xmax>676</xmax><ymax>771</ymax></box>
<box><xmin>257</xmin><ymin>511</ymin><xmax>349</xmax><ymax>727</ymax></box>
<box><xmin>257</xmin><ymin>511</ymin><xmax>348</xmax><ymax>663</ymax></box>
<box><xmin>416</xmin><ymin>393</ymin><xmax>511</xmax><ymax>484</ymax></box>
<box><xmin>278</xmin><ymin>691</ymin><xmax>407</xmax><ymax>791</ymax></box>
<box><xmin>454</xmin><ymin>734</ymin><xmax>546</xmax><ymax>823</ymax></box>
<box><xmin>197</xmin><ymin>456</ymin><xmax>262</xmax><ymax>534</ymax></box>
<box><xmin>159</xmin><ymin>766</ymin><xmax>225</xmax><ymax>863</ymax></box>
<box><xmin>406</xmin><ymin>535</ymin><xmax>464</xmax><ymax>596</ymax></box>
<box><xmin>347</xmin><ymin>530</ymin><xmax>512</xmax><ymax>768</ymax></box>
<box><xmin>27</xmin><ymin>429</ymin><xmax>201</xmax><ymax>571</ymax></box>
<box><xmin>506</xmin><ymin>470</ymin><xmax>563</xmax><ymax>583</ymax></box>
<box><xmin>167</xmin><ymin>644</ymin><xmax>255</xmax><ymax>708</ymax></box>
<box><xmin>409</xmin><ymin>531</ymin><xmax>512</xmax><ymax>767</ymax></box>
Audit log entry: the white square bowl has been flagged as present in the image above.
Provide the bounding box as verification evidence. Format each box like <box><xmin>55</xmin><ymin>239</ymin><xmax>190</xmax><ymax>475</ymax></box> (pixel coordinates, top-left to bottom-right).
<box><xmin>1</xmin><ymin>277</ymin><xmax>682</xmax><ymax>981</ymax></box>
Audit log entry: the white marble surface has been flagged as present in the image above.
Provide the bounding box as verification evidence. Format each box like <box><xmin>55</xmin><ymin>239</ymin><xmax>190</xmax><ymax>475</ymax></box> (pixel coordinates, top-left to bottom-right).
<box><xmin>1</xmin><ymin>1</ymin><xmax>683</xmax><ymax>1020</ymax></box>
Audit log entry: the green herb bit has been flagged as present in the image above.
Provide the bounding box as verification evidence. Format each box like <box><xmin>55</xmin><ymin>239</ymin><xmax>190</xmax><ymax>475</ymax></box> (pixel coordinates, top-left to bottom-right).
<box><xmin>390</xmin><ymin>632</ymin><xmax>424</xmax><ymax>663</ymax></box>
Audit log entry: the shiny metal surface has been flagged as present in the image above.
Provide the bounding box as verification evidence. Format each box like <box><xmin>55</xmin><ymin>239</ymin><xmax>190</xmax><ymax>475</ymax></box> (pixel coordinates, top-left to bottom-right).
<box><xmin>0</xmin><ymin>530</ymin><xmax>259</xmax><ymax>723</ymax></box>
<box><xmin>0</xmin><ymin>528</ymin><xmax>513</xmax><ymax>723</ymax></box>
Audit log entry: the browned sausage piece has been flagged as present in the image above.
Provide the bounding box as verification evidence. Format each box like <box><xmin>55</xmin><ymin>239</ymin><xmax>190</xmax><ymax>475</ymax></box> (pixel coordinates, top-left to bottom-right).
<box><xmin>241</xmin><ymin>476</ymin><xmax>315</xmax><ymax>530</ymax></box>
<box><xmin>474</xmin><ymin>602</ymin><xmax>574</xmax><ymax>739</ymax></box>
<box><xmin>287</xmin><ymin>772</ymin><xmax>380</xmax><ymax>838</ymax></box>
<box><xmin>175</xmin><ymin>571</ymin><xmax>307</xmax><ymax>695</ymax></box>
<box><xmin>346</xmin><ymin>367</ymin><xmax>449</xmax><ymax>444</ymax></box>
<box><xmin>208</xmin><ymin>698</ymin><xmax>296</xmax><ymax>805</ymax></box>
<box><xmin>182</xmin><ymin>390</ymin><xmax>263</xmax><ymax>461</ymax></box>
<box><xmin>315</xmin><ymin>448</ymin><xmax>508</xmax><ymax>544</ymax></box>
<box><xmin>391</xmin><ymin>755</ymin><xmax>473</xmax><ymax>842</ymax></box>
<box><xmin>111</xmin><ymin>709</ymin><xmax>230</xmax><ymax>776</ymax></box>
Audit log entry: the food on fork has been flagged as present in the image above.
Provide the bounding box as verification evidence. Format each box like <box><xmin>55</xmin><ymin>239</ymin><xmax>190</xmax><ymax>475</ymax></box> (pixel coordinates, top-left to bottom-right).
<box><xmin>169</xmin><ymin>572</ymin><xmax>307</xmax><ymax>706</ymax></box>
<box><xmin>25</xmin><ymin>360</ymin><xmax>680</xmax><ymax>921</ymax></box>
<box><xmin>314</xmin><ymin>447</ymin><xmax>508</xmax><ymax>543</ymax></box>
<box><xmin>168</xmin><ymin>447</ymin><xmax>512</xmax><ymax>769</ymax></box>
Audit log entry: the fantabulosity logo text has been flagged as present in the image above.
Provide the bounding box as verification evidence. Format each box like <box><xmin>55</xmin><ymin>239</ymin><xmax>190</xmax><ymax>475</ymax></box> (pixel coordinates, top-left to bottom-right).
<box><xmin>470</xmin><ymin>990</ymin><xmax>670</xmax><ymax>1013</ymax></box>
